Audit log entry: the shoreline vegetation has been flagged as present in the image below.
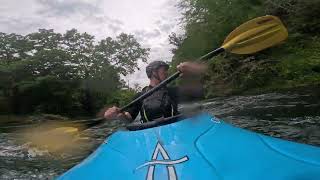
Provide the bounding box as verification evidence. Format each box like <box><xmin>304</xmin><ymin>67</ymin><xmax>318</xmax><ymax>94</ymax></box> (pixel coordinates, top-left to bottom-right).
<box><xmin>169</xmin><ymin>0</ymin><xmax>320</xmax><ymax>98</ymax></box>
<box><xmin>0</xmin><ymin>30</ymin><xmax>148</xmax><ymax>118</ymax></box>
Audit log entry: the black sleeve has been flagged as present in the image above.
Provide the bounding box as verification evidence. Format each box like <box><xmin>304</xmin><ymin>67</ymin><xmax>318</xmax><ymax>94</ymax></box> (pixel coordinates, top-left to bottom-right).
<box><xmin>174</xmin><ymin>81</ymin><xmax>205</xmax><ymax>102</ymax></box>
<box><xmin>168</xmin><ymin>86</ymin><xmax>179</xmax><ymax>115</ymax></box>
<box><xmin>168</xmin><ymin>86</ymin><xmax>179</xmax><ymax>104</ymax></box>
<box><xmin>125</xmin><ymin>92</ymin><xmax>142</xmax><ymax>122</ymax></box>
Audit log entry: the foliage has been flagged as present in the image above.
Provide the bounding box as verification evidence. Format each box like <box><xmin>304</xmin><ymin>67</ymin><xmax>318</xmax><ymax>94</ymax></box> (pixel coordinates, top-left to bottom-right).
<box><xmin>0</xmin><ymin>29</ymin><xmax>149</xmax><ymax>116</ymax></box>
<box><xmin>105</xmin><ymin>88</ymin><xmax>137</xmax><ymax>107</ymax></box>
<box><xmin>171</xmin><ymin>0</ymin><xmax>320</xmax><ymax>97</ymax></box>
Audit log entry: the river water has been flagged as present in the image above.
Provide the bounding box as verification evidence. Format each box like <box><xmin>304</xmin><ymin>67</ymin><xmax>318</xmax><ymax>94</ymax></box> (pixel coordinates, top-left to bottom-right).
<box><xmin>0</xmin><ymin>92</ymin><xmax>319</xmax><ymax>179</ymax></box>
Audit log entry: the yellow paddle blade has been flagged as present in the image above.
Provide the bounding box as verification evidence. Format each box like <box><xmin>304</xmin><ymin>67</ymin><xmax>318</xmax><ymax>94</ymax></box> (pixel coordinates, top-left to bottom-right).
<box><xmin>24</xmin><ymin>126</ymin><xmax>81</xmax><ymax>152</ymax></box>
<box><xmin>47</xmin><ymin>127</ymin><xmax>79</xmax><ymax>136</ymax></box>
<box><xmin>222</xmin><ymin>15</ymin><xmax>288</xmax><ymax>54</ymax></box>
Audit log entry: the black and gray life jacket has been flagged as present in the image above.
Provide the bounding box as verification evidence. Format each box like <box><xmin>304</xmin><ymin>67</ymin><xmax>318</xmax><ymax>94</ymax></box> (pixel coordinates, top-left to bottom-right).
<box><xmin>140</xmin><ymin>86</ymin><xmax>178</xmax><ymax>123</ymax></box>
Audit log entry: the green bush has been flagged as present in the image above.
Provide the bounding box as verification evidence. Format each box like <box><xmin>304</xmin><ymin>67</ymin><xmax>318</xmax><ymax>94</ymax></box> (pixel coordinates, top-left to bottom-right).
<box><xmin>170</xmin><ymin>0</ymin><xmax>320</xmax><ymax>96</ymax></box>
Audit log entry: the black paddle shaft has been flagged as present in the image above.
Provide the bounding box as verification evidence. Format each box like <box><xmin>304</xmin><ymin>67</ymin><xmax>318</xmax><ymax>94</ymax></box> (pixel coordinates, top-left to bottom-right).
<box><xmin>76</xmin><ymin>47</ymin><xmax>225</xmax><ymax>129</ymax></box>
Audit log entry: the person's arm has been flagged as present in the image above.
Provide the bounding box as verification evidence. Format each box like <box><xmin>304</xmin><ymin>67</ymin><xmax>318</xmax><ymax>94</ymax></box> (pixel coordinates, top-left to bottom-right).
<box><xmin>125</xmin><ymin>93</ymin><xmax>142</xmax><ymax>122</ymax></box>
<box><xmin>177</xmin><ymin>61</ymin><xmax>208</xmax><ymax>76</ymax></box>
<box><xmin>104</xmin><ymin>93</ymin><xmax>142</xmax><ymax>123</ymax></box>
<box><xmin>169</xmin><ymin>87</ymin><xmax>179</xmax><ymax>115</ymax></box>
<box><xmin>176</xmin><ymin>61</ymin><xmax>207</xmax><ymax>102</ymax></box>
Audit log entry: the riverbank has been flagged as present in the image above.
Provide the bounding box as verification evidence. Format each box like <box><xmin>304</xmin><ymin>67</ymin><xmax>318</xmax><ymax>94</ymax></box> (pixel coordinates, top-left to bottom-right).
<box><xmin>203</xmin><ymin>46</ymin><xmax>320</xmax><ymax>98</ymax></box>
<box><xmin>169</xmin><ymin>1</ymin><xmax>320</xmax><ymax>99</ymax></box>
<box><xmin>205</xmin><ymin>80</ymin><xmax>320</xmax><ymax>98</ymax></box>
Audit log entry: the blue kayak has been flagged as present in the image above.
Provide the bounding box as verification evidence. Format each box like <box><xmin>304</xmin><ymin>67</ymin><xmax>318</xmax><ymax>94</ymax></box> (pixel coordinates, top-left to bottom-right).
<box><xmin>58</xmin><ymin>114</ymin><xmax>320</xmax><ymax>180</ymax></box>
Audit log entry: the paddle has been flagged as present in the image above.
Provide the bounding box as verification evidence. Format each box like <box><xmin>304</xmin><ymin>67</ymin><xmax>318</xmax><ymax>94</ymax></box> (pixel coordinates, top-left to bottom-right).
<box><xmin>70</xmin><ymin>15</ymin><xmax>288</xmax><ymax>130</ymax></box>
<box><xmin>2</xmin><ymin>15</ymin><xmax>288</xmax><ymax>135</ymax></box>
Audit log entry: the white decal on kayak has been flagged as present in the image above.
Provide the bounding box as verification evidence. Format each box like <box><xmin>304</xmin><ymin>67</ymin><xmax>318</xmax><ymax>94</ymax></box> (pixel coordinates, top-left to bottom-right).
<box><xmin>211</xmin><ymin>117</ymin><xmax>221</xmax><ymax>123</ymax></box>
<box><xmin>136</xmin><ymin>142</ymin><xmax>189</xmax><ymax>180</ymax></box>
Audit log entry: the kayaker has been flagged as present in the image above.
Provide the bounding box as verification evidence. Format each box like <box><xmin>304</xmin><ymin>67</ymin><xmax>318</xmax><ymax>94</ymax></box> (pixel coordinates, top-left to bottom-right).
<box><xmin>103</xmin><ymin>61</ymin><xmax>207</xmax><ymax>123</ymax></box>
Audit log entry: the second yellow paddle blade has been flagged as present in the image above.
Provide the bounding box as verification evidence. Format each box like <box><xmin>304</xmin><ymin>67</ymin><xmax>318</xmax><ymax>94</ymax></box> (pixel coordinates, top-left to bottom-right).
<box><xmin>222</xmin><ymin>15</ymin><xmax>288</xmax><ymax>54</ymax></box>
<box><xmin>25</xmin><ymin>126</ymin><xmax>80</xmax><ymax>152</ymax></box>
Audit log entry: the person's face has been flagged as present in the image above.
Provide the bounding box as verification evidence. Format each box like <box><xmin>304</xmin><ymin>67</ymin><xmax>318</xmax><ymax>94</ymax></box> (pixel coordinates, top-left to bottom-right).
<box><xmin>155</xmin><ymin>66</ymin><xmax>168</xmax><ymax>81</ymax></box>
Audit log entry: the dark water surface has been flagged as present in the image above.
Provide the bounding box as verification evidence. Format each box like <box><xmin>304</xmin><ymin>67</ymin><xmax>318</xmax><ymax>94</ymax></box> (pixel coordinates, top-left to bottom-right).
<box><xmin>0</xmin><ymin>92</ymin><xmax>319</xmax><ymax>179</ymax></box>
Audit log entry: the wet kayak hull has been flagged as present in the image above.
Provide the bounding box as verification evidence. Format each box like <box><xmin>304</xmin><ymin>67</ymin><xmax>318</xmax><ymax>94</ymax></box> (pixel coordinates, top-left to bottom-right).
<box><xmin>58</xmin><ymin>114</ymin><xmax>320</xmax><ymax>180</ymax></box>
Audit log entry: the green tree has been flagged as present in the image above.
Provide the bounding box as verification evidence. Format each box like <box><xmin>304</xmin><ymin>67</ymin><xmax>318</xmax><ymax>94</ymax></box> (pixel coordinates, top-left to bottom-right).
<box><xmin>170</xmin><ymin>0</ymin><xmax>320</xmax><ymax>96</ymax></box>
<box><xmin>0</xmin><ymin>29</ymin><xmax>149</xmax><ymax>116</ymax></box>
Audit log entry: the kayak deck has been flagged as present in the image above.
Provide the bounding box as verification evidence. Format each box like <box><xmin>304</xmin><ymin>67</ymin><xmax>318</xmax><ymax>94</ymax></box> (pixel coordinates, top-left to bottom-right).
<box><xmin>58</xmin><ymin>114</ymin><xmax>320</xmax><ymax>180</ymax></box>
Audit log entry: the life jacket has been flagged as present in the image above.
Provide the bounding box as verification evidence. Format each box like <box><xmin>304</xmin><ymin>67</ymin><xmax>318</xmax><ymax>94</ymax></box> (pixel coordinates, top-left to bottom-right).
<box><xmin>140</xmin><ymin>86</ymin><xmax>177</xmax><ymax>123</ymax></box>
